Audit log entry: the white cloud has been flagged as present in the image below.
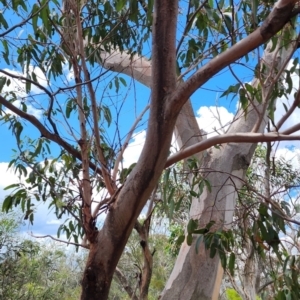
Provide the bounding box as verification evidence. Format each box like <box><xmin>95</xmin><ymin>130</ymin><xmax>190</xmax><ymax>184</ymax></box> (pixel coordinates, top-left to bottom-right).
<box><xmin>1</xmin><ymin>66</ymin><xmax>47</xmax><ymax>119</ymax></box>
<box><xmin>122</xmin><ymin>130</ymin><xmax>146</xmax><ymax>167</ymax></box>
<box><xmin>46</xmin><ymin>219</ymin><xmax>62</xmax><ymax>225</ymax></box>
<box><xmin>63</xmin><ymin>63</ymin><xmax>74</xmax><ymax>82</ymax></box>
<box><xmin>273</xmin><ymin>147</ymin><xmax>300</xmax><ymax>169</ymax></box>
<box><xmin>0</xmin><ymin>162</ymin><xmax>30</xmax><ymax>201</ymax></box>
<box><xmin>196</xmin><ymin>106</ymin><xmax>234</xmax><ymax>138</ymax></box>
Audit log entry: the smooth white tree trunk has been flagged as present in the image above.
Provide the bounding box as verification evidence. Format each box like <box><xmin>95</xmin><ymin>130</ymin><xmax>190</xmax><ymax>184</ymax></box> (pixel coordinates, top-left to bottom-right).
<box><xmin>161</xmin><ymin>41</ymin><xmax>296</xmax><ymax>300</ymax></box>
<box><xmin>93</xmin><ymin>30</ymin><xmax>296</xmax><ymax>300</ymax></box>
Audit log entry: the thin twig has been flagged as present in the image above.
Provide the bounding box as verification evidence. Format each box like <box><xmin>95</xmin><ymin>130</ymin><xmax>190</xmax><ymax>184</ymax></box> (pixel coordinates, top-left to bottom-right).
<box><xmin>112</xmin><ymin>105</ymin><xmax>150</xmax><ymax>180</ymax></box>
<box><xmin>0</xmin><ymin>95</ymin><xmax>102</xmax><ymax>175</ymax></box>
<box><xmin>30</xmin><ymin>233</ymin><xmax>89</xmax><ymax>249</ymax></box>
<box><xmin>274</xmin><ymin>88</ymin><xmax>300</xmax><ymax>131</ymax></box>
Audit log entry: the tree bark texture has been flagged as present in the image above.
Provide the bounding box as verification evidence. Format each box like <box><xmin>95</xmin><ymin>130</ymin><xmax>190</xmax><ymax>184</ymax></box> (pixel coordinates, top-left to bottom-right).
<box><xmin>80</xmin><ymin>0</ymin><xmax>179</xmax><ymax>298</ymax></box>
<box><xmin>77</xmin><ymin>1</ymin><xmax>299</xmax><ymax>299</ymax></box>
<box><xmin>161</xmin><ymin>39</ymin><xmax>297</xmax><ymax>300</ymax></box>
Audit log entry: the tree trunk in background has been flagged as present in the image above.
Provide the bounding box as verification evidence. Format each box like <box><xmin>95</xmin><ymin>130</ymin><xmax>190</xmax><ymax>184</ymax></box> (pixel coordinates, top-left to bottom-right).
<box><xmin>160</xmin><ymin>40</ymin><xmax>296</xmax><ymax>300</ymax></box>
<box><xmin>96</xmin><ymin>36</ymin><xmax>297</xmax><ymax>299</ymax></box>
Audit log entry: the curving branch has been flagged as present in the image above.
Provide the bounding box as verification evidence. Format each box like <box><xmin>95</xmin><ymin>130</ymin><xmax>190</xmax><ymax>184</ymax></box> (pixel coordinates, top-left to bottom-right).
<box><xmin>165</xmin><ymin>132</ymin><xmax>300</xmax><ymax>168</ymax></box>
<box><xmin>281</xmin><ymin>122</ymin><xmax>300</xmax><ymax>134</ymax></box>
<box><xmin>112</xmin><ymin>104</ymin><xmax>150</xmax><ymax>181</ymax></box>
<box><xmin>274</xmin><ymin>89</ymin><xmax>300</xmax><ymax>131</ymax></box>
<box><xmin>98</xmin><ymin>51</ymin><xmax>152</xmax><ymax>87</ymax></box>
<box><xmin>31</xmin><ymin>233</ymin><xmax>89</xmax><ymax>249</ymax></box>
<box><xmin>170</xmin><ymin>0</ymin><xmax>299</xmax><ymax>112</ymax></box>
<box><xmin>114</xmin><ymin>267</ymin><xmax>138</xmax><ymax>300</ymax></box>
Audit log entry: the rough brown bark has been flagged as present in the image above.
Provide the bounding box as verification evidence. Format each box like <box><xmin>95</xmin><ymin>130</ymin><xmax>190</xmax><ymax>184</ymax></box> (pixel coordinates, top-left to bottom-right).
<box><xmin>80</xmin><ymin>0</ymin><xmax>179</xmax><ymax>298</ymax></box>
<box><xmin>135</xmin><ymin>219</ymin><xmax>153</xmax><ymax>300</ymax></box>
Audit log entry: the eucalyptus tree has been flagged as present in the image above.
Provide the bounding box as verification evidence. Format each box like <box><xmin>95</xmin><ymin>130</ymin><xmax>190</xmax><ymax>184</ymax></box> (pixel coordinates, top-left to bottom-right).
<box><xmin>0</xmin><ymin>0</ymin><xmax>300</xmax><ymax>299</ymax></box>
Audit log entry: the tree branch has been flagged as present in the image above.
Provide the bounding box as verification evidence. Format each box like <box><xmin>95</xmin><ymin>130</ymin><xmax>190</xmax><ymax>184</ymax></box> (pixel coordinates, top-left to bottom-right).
<box><xmin>165</xmin><ymin>132</ymin><xmax>300</xmax><ymax>168</ymax></box>
<box><xmin>114</xmin><ymin>267</ymin><xmax>138</xmax><ymax>300</ymax></box>
<box><xmin>0</xmin><ymin>95</ymin><xmax>102</xmax><ymax>175</ymax></box>
<box><xmin>112</xmin><ymin>104</ymin><xmax>150</xmax><ymax>181</ymax></box>
<box><xmin>170</xmin><ymin>0</ymin><xmax>298</xmax><ymax>112</ymax></box>
<box><xmin>281</xmin><ymin>122</ymin><xmax>300</xmax><ymax>134</ymax></box>
<box><xmin>75</xmin><ymin>5</ymin><xmax>115</xmax><ymax>196</ymax></box>
<box><xmin>274</xmin><ymin>88</ymin><xmax>300</xmax><ymax>131</ymax></box>
<box><xmin>30</xmin><ymin>233</ymin><xmax>89</xmax><ymax>249</ymax></box>
<box><xmin>99</xmin><ymin>51</ymin><xmax>152</xmax><ymax>87</ymax></box>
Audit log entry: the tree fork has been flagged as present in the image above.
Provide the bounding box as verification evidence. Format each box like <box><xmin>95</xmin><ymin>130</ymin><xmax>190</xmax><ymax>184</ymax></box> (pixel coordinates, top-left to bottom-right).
<box><xmin>80</xmin><ymin>0</ymin><xmax>179</xmax><ymax>298</ymax></box>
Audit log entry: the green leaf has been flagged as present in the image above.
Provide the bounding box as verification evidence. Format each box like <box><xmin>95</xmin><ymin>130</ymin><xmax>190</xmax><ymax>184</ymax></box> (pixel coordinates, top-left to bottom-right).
<box><xmin>228</xmin><ymin>252</ymin><xmax>235</xmax><ymax>275</ymax></box>
<box><xmin>176</xmin><ymin>235</ymin><xmax>185</xmax><ymax>245</ymax></box>
<box><xmin>119</xmin><ymin>77</ymin><xmax>127</xmax><ymax>87</ymax></box>
<box><xmin>32</xmin><ymin>3</ymin><xmax>39</xmax><ymax>33</ymax></box>
<box><xmin>189</xmin><ymin>190</ymin><xmax>198</xmax><ymax>197</ymax></box>
<box><xmin>219</xmin><ymin>250</ymin><xmax>227</xmax><ymax>270</ymax></box>
<box><xmin>2</xmin><ymin>195</ymin><xmax>13</xmax><ymax>212</ymax></box>
<box><xmin>245</xmin><ymin>83</ymin><xmax>254</xmax><ymax>94</ymax></box>
<box><xmin>204</xmin><ymin>179</ymin><xmax>211</xmax><ymax>193</ymax></box>
<box><xmin>66</xmin><ymin>98</ymin><xmax>75</xmax><ymax>118</ymax></box>
<box><xmin>220</xmin><ymin>83</ymin><xmax>240</xmax><ymax>98</ymax></box>
<box><xmin>114</xmin><ymin>77</ymin><xmax>120</xmax><ymax>92</ymax></box>
<box><xmin>186</xmin><ymin>234</ymin><xmax>193</xmax><ymax>246</ymax></box>
<box><xmin>209</xmin><ymin>245</ymin><xmax>217</xmax><ymax>258</ymax></box>
<box><xmin>116</xmin><ymin>0</ymin><xmax>126</xmax><ymax>11</ymax></box>
<box><xmin>3</xmin><ymin>183</ymin><xmax>20</xmax><ymax>190</ymax></box>
<box><xmin>187</xmin><ymin>219</ymin><xmax>198</xmax><ymax>234</ymax></box>
<box><xmin>0</xmin><ymin>76</ymin><xmax>6</xmax><ymax>92</ymax></box>
<box><xmin>0</xmin><ymin>12</ymin><xmax>8</xmax><ymax>29</ymax></box>
<box><xmin>193</xmin><ymin>228</ymin><xmax>209</xmax><ymax>234</ymax></box>
<box><xmin>239</xmin><ymin>88</ymin><xmax>248</xmax><ymax>113</ymax></box>
<box><xmin>102</xmin><ymin>105</ymin><xmax>112</xmax><ymax>126</ymax></box>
